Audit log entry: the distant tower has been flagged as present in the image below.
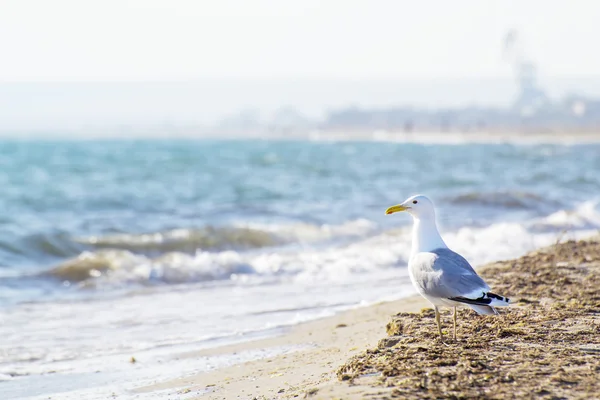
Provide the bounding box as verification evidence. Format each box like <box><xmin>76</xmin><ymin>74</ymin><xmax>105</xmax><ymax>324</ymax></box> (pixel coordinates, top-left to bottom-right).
<box><xmin>503</xmin><ymin>29</ymin><xmax>550</xmax><ymax>116</ymax></box>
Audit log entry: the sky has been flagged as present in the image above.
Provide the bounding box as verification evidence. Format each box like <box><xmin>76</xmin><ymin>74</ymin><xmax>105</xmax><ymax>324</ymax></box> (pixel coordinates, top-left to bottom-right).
<box><xmin>1</xmin><ymin>0</ymin><xmax>600</xmax><ymax>129</ymax></box>
<box><xmin>2</xmin><ymin>0</ymin><xmax>600</xmax><ymax>81</ymax></box>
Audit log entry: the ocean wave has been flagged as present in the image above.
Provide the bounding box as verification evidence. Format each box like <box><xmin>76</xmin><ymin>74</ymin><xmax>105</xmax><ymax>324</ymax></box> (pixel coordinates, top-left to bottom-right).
<box><xmin>39</xmin><ymin>201</ymin><xmax>600</xmax><ymax>289</ymax></box>
<box><xmin>73</xmin><ymin>226</ymin><xmax>281</xmax><ymax>253</ymax></box>
<box><xmin>0</xmin><ymin>220</ymin><xmax>376</xmax><ymax>265</ymax></box>
<box><xmin>447</xmin><ymin>191</ymin><xmax>556</xmax><ymax>210</ymax></box>
<box><xmin>0</xmin><ymin>233</ymin><xmax>86</xmax><ymax>261</ymax></box>
<box><xmin>40</xmin><ymin>219</ymin><xmax>379</xmax><ymax>285</ymax></box>
<box><xmin>23</xmin><ymin>198</ymin><xmax>600</xmax><ymax>292</ymax></box>
<box><xmin>528</xmin><ymin>200</ymin><xmax>600</xmax><ymax>232</ymax></box>
<box><xmin>0</xmin><ymin>227</ymin><xmax>276</xmax><ymax>264</ymax></box>
<box><xmin>238</xmin><ymin>218</ymin><xmax>377</xmax><ymax>243</ymax></box>
<box><xmin>73</xmin><ymin>219</ymin><xmax>377</xmax><ymax>254</ymax></box>
<box><xmin>43</xmin><ymin>249</ymin><xmax>253</xmax><ymax>284</ymax></box>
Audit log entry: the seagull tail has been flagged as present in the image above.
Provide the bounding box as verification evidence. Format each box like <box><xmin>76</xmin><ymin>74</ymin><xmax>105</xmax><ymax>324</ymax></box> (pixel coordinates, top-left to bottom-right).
<box><xmin>486</xmin><ymin>292</ymin><xmax>511</xmax><ymax>307</ymax></box>
<box><xmin>449</xmin><ymin>291</ymin><xmax>511</xmax><ymax>308</ymax></box>
<box><xmin>449</xmin><ymin>292</ymin><xmax>510</xmax><ymax>315</ymax></box>
<box><xmin>468</xmin><ymin>304</ymin><xmax>498</xmax><ymax>315</ymax></box>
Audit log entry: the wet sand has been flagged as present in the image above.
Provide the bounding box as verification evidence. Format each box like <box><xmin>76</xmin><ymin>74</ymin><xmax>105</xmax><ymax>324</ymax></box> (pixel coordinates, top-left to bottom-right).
<box><xmin>137</xmin><ymin>236</ymin><xmax>600</xmax><ymax>399</ymax></box>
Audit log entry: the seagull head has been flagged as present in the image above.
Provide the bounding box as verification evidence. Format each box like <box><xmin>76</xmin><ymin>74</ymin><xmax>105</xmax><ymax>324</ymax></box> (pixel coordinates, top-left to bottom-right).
<box><xmin>385</xmin><ymin>194</ymin><xmax>436</xmax><ymax>219</ymax></box>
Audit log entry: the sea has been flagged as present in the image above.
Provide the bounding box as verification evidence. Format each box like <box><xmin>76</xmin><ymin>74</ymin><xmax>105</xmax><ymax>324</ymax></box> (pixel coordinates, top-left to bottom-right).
<box><xmin>1</xmin><ymin>138</ymin><xmax>599</xmax><ymax>399</ymax></box>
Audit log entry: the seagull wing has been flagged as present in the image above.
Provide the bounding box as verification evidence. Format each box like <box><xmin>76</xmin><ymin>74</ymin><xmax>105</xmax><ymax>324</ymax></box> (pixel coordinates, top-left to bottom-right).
<box><xmin>410</xmin><ymin>248</ymin><xmax>510</xmax><ymax>309</ymax></box>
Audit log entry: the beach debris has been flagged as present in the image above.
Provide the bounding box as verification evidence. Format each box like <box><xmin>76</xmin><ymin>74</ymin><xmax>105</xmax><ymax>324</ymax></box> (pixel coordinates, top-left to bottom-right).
<box><xmin>377</xmin><ymin>336</ymin><xmax>402</xmax><ymax>348</ymax></box>
<box><xmin>336</xmin><ymin>237</ymin><xmax>600</xmax><ymax>398</ymax></box>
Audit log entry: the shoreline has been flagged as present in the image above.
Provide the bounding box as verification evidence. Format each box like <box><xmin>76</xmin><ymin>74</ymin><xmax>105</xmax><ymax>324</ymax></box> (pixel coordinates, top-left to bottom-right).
<box><xmin>2</xmin><ymin>130</ymin><xmax>600</xmax><ymax>145</ymax></box>
<box><xmin>136</xmin><ymin>294</ymin><xmax>430</xmax><ymax>399</ymax></box>
<box><xmin>136</xmin><ymin>235</ymin><xmax>600</xmax><ymax>399</ymax></box>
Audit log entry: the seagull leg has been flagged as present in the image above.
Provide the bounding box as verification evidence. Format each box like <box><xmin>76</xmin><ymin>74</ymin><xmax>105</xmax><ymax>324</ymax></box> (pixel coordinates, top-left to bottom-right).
<box><xmin>453</xmin><ymin>306</ymin><xmax>457</xmax><ymax>340</ymax></box>
<box><xmin>434</xmin><ymin>306</ymin><xmax>444</xmax><ymax>340</ymax></box>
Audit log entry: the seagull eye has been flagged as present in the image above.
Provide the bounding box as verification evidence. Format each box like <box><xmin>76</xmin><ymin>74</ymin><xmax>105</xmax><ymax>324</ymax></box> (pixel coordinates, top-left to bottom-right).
<box><xmin>412</xmin><ymin>200</ymin><xmax>418</xmax><ymax>204</ymax></box>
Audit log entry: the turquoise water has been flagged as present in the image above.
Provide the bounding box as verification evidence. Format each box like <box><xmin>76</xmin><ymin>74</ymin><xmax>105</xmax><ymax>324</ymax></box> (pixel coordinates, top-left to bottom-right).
<box><xmin>1</xmin><ymin>139</ymin><xmax>600</xmax><ymax>398</ymax></box>
<box><xmin>2</xmin><ymin>140</ymin><xmax>598</xmax><ymax>283</ymax></box>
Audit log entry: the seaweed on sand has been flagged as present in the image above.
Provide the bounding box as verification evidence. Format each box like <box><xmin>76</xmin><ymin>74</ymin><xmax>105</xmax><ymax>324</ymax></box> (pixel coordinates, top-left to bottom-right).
<box><xmin>337</xmin><ymin>239</ymin><xmax>600</xmax><ymax>399</ymax></box>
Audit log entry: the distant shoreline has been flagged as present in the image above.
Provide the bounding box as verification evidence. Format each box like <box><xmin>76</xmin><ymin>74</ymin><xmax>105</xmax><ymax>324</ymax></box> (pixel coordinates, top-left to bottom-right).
<box><xmin>307</xmin><ymin>129</ymin><xmax>600</xmax><ymax>145</ymax></box>
<box><xmin>2</xmin><ymin>129</ymin><xmax>600</xmax><ymax>144</ymax></box>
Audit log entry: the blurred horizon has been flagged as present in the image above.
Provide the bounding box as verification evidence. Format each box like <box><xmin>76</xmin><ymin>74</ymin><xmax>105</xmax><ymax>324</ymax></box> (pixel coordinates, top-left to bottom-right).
<box><xmin>2</xmin><ymin>0</ymin><xmax>600</xmax><ymax>136</ymax></box>
<box><xmin>2</xmin><ymin>76</ymin><xmax>600</xmax><ymax>135</ymax></box>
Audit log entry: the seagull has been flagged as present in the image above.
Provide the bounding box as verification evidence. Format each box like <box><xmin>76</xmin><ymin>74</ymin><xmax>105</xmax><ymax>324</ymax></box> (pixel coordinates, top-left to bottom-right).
<box><xmin>386</xmin><ymin>194</ymin><xmax>510</xmax><ymax>341</ymax></box>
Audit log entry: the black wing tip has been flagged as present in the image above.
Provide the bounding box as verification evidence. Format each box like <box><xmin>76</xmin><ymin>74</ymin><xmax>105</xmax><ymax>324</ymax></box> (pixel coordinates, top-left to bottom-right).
<box><xmin>449</xmin><ymin>292</ymin><xmax>510</xmax><ymax>306</ymax></box>
<box><xmin>488</xmin><ymin>292</ymin><xmax>510</xmax><ymax>303</ymax></box>
<box><xmin>448</xmin><ymin>296</ymin><xmax>492</xmax><ymax>306</ymax></box>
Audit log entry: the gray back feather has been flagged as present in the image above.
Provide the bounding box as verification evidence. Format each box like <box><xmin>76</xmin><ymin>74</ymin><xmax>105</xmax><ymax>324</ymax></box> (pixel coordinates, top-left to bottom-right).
<box><xmin>409</xmin><ymin>248</ymin><xmax>489</xmax><ymax>299</ymax></box>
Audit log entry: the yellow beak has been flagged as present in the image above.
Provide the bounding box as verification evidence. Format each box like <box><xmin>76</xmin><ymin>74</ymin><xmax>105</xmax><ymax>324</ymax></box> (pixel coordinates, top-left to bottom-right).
<box><xmin>385</xmin><ymin>204</ymin><xmax>408</xmax><ymax>215</ymax></box>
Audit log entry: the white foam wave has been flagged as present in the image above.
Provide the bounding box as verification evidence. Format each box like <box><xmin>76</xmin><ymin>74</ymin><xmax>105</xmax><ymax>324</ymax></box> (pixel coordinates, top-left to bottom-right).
<box><xmin>44</xmin><ymin>200</ymin><xmax>600</xmax><ymax>289</ymax></box>
<box><xmin>68</xmin><ymin>219</ymin><xmax>377</xmax><ymax>257</ymax></box>
<box><xmin>234</xmin><ymin>218</ymin><xmax>377</xmax><ymax>243</ymax></box>
<box><xmin>529</xmin><ymin>200</ymin><xmax>600</xmax><ymax>232</ymax></box>
<box><xmin>72</xmin><ymin>226</ymin><xmax>279</xmax><ymax>252</ymax></box>
<box><xmin>45</xmin><ymin>219</ymin><xmax>381</xmax><ymax>285</ymax></box>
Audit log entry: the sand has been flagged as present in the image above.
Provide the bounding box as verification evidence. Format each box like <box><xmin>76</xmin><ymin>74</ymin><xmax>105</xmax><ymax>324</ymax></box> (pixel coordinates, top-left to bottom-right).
<box><xmin>136</xmin><ymin>236</ymin><xmax>600</xmax><ymax>399</ymax></box>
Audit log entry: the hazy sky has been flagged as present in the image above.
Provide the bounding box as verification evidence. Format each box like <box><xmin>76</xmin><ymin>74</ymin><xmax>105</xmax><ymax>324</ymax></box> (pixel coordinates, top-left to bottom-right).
<box><xmin>1</xmin><ymin>0</ymin><xmax>599</xmax><ymax>130</ymax></box>
<box><xmin>2</xmin><ymin>0</ymin><xmax>599</xmax><ymax>81</ymax></box>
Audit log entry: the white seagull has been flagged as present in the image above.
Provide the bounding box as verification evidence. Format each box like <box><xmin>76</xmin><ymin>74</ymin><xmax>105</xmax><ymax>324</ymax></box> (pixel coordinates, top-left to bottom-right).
<box><xmin>386</xmin><ymin>194</ymin><xmax>510</xmax><ymax>341</ymax></box>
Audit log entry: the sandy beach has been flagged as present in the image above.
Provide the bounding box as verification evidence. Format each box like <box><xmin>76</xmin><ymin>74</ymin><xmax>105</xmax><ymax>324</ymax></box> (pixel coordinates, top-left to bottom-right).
<box><xmin>135</xmin><ymin>236</ymin><xmax>600</xmax><ymax>399</ymax></box>
<box><xmin>4</xmin><ymin>140</ymin><xmax>600</xmax><ymax>400</ymax></box>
